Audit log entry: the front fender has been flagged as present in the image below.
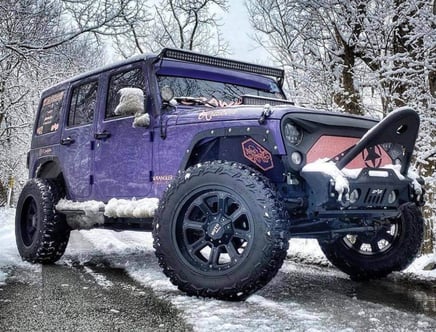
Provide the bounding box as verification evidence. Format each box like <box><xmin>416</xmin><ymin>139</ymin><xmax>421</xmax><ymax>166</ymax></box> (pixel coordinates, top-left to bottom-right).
<box><xmin>179</xmin><ymin>126</ymin><xmax>285</xmax><ymax>182</ymax></box>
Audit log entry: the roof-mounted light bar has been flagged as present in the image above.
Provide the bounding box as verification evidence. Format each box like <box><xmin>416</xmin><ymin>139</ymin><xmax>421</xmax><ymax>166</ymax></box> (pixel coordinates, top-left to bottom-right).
<box><xmin>242</xmin><ymin>95</ymin><xmax>294</xmax><ymax>106</ymax></box>
<box><xmin>160</xmin><ymin>48</ymin><xmax>284</xmax><ymax>85</ymax></box>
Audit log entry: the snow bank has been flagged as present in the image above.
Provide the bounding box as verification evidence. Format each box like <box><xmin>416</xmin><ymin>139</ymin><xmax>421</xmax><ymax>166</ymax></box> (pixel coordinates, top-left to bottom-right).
<box><xmin>404</xmin><ymin>255</ymin><xmax>436</xmax><ymax>279</ymax></box>
<box><xmin>0</xmin><ymin>208</ymin><xmax>33</xmax><ymax>285</ymax></box>
<box><xmin>287</xmin><ymin>239</ymin><xmax>330</xmax><ymax>266</ymax></box>
<box><xmin>127</xmin><ymin>255</ymin><xmax>328</xmax><ymax>332</ymax></box>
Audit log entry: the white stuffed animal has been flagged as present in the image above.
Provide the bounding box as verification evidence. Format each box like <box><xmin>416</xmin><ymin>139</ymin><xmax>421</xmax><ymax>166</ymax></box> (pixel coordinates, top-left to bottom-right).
<box><xmin>114</xmin><ymin>87</ymin><xmax>144</xmax><ymax>116</ymax></box>
<box><xmin>114</xmin><ymin>87</ymin><xmax>150</xmax><ymax>127</ymax></box>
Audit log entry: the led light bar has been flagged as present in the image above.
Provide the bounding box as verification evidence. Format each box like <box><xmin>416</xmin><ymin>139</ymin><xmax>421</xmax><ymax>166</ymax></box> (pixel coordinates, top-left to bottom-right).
<box><xmin>160</xmin><ymin>48</ymin><xmax>285</xmax><ymax>82</ymax></box>
<box><xmin>242</xmin><ymin>95</ymin><xmax>294</xmax><ymax>106</ymax></box>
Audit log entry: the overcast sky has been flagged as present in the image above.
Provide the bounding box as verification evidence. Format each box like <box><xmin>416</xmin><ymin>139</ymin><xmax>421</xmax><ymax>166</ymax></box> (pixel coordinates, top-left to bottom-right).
<box><xmin>221</xmin><ymin>1</ymin><xmax>271</xmax><ymax>64</ymax></box>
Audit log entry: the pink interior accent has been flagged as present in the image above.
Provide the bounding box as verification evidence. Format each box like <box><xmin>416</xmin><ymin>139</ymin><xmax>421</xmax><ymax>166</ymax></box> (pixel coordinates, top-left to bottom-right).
<box><xmin>306</xmin><ymin>136</ymin><xmax>392</xmax><ymax>168</ymax></box>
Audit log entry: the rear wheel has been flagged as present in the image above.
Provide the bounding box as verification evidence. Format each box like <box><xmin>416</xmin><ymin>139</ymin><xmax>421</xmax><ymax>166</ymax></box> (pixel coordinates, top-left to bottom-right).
<box><xmin>153</xmin><ymin>161</ymin><xmax>289</xmax><ymax>300</ymax></box>
<box><xmin>319</xmin><ymin>203</ymin><xmax>424</xmax><ymax>280</ymax></box>
<box><xmin>15</xmin><ymin>179</ymin><xmax>70</xmax><ymax>263</ymax></box>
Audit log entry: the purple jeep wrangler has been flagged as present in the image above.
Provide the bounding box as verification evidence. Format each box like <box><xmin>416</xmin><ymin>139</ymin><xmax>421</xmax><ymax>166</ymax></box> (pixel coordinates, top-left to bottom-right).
<box><xmin>16</xmin><ymin>48</ymin><xmax>425</xmax><ymax>300</ymax></box>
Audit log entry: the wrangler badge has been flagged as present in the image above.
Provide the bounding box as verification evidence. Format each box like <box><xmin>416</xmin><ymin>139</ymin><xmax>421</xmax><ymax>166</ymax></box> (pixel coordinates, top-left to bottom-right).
<box><xmin>242</xmin><ymin>138</ymin><xmax>274</xmax><ymax>171</ymax></box>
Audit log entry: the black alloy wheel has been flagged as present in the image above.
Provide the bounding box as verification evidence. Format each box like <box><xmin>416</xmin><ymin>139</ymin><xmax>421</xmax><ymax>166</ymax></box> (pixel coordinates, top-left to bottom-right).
<box><xmin>153</xmin><ymin>161</ymin><xmax>289</xmax><ymax>300</ymax></box>
<box><xmin>20</xmin><ymin>197</ymin><xmax>39</xmax><ymax>247</ymax></box>
<box><xmin>176</xmin><ymin>188</ymin><xmax>254</xmax><ymax>274</ymax></box>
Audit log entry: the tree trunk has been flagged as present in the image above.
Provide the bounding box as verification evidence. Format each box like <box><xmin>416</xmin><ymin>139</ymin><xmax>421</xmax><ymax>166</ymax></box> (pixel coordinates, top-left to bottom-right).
<box><xmin>332</xmin><ymin>27</ymin><xmax>363</xmax><ymax>116</ymax></box>
<box><xmin>429</xmin><ymin>0</ymin><xmax>436</xmax><ymax>98</ymax></box>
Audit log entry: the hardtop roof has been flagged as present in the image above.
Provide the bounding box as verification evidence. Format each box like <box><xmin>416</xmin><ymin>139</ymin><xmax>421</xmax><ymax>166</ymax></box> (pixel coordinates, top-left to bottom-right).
<box><xmin>41</xmin><ymin>53</ymin><xmax>153</xmax><ymax>96</ymax></box>
<box><xmin>41</xmin><ymin>48</ymin><xmax>285</xmax><ymax>96</ymax></box>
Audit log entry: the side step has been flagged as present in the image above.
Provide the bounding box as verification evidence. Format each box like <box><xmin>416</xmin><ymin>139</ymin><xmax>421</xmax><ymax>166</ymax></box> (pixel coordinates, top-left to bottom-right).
<box><xmin>56</xmin><ymin>198</ymin><xmax>159</xmax><ymax>231</ymax></box>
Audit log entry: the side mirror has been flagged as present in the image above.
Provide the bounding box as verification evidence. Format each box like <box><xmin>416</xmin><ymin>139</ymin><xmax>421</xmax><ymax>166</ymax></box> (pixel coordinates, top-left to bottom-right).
<box><xmin>160</xmin><ymin>85</ymin><xmax>174</xmax><ymax>103</ymax></box>
<box><xmin>114</xmin><ymin>87</ymin><xmax>150</xmax><ymax>128</ymax></box>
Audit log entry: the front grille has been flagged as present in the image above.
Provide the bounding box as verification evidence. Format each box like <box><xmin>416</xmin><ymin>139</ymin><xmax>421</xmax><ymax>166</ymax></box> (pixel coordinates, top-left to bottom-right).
<box><xmin>363</xmin><ymin>188</ymin><xmax>386</xmax><ymax>205</ymax></box>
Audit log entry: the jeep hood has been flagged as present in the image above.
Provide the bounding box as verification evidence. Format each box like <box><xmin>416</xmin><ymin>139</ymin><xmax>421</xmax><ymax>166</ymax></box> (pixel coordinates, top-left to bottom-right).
<box><xmin>173</xmin><ymin>104</ymin><xmax>378</xmax><ymax>130</ymax></box>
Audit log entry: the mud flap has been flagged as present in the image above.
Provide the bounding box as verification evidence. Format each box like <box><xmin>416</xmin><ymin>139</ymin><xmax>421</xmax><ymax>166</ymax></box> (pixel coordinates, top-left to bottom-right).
<box><xmin>335</xmin><ymin>107</ymin><xmax>419</xmax><ymax>174</ymax></box>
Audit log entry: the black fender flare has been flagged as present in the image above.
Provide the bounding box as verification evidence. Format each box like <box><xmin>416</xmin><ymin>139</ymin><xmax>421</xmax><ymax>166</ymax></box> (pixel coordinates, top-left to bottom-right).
<box><xmin>33</xmin><ymin>157</ymin><xmax>61</xmax><ymax>178</ymax></box>
<box><xmin>179</xmin><ymin>126</ymin><xmax>285</xmax><ymax>181</ymax></box>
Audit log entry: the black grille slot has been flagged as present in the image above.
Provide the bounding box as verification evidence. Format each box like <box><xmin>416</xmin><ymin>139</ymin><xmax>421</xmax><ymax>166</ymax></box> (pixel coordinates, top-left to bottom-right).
<box><xmin>363</xmin><ymin>188</ymin><xmax>386</xmax><ymax>205</ymax></box>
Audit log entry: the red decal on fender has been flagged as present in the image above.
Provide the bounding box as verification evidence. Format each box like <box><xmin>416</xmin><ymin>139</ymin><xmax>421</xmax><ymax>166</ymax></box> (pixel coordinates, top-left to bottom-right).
<box><xmin>242</xmin><ymin>138</ymin><xmax>274</xmax><ymax>171</ymax></box>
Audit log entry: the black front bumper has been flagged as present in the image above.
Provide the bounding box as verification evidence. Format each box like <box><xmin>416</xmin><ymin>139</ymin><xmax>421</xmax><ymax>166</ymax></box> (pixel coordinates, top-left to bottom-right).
<box><xmin>302</xmin><ymin>165</ymin><xmax>421</xmax><ymax>221</ymax></box>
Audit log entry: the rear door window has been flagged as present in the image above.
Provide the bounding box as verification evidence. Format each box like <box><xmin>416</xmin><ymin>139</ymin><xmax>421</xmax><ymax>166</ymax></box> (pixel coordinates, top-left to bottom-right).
<box><xmin>36</xmin><ymin>91</ymin><xmax>64</xmax><ymax>135</ymax></box>
<box><xmin>68</xmin><ymin>81</ymin><xmax>98</xmax><ymax>127</ymax></box>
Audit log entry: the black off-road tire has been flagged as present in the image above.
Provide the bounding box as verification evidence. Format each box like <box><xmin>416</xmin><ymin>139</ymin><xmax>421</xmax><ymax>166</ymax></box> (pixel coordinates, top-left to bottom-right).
<box><xmin>319</xmin><ymin>203</ymin><xmax>424</xmax><ymax>280</ymax></box>
<box><xmin>153</xmin><ymin>161</ymin><xmax>289</xmax><ymax>301</ymax></box>
<box><xmin>15</xmin><ymin>178</ymin><xmax>70</xmax><ymax>263</ymax></box>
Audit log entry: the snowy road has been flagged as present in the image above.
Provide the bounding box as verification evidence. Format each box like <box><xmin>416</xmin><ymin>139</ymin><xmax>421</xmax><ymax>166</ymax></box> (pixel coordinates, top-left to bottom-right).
<box><xmin>1</xmin><ymin>208</ymin><xmax>436</xmax><ymax>331</ymax></box>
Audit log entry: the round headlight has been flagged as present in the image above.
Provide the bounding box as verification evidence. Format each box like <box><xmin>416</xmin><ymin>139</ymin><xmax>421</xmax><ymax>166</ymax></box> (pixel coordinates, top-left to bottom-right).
<box><xmin>284</xmin><ymin>122</ymin><xmax>302</xmax><ymax>145</ymax></box>
<box><xmin>291</xmin><ymin>152</ymin><xmax>302</xmax><ymax>165</ymax></box>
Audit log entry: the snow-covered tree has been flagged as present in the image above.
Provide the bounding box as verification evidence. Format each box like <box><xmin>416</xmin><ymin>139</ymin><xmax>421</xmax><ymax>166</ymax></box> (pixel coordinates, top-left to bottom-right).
<box><xmin>0</xmin><ymin>0</ymin><xmax>143</xmax><ymax>204</ymax></box>
<box><xmin>113</xmin><ymin>0</ymin><xmax>230</xmax><ymax>57</ymax></box>
<box><xmin>248</xmin><ymin>0</ymin><xmax>435</xmax><ymax>251</ymax></box>
<box><xmin>247</xmin><ymin>0</ymin><xmax>369</xmax><ymax>115</ymax></box>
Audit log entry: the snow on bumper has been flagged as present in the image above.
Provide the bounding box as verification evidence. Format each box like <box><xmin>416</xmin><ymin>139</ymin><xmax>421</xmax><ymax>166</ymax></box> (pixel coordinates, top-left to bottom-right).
<box><xmin>301</xmin><ymin>159</ymin><xmax>423</xmax><ymax>213</ymax></box>
<box><xmin>302</xmin><ymin>159</ymin><xmax>350</xmax><ymax>202</ymax></box>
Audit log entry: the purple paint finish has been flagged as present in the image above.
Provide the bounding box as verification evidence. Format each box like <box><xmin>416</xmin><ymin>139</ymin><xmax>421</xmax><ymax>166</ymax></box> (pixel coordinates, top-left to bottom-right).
<box><xmin>28</xmin><ymin>48</ymin><xmax>386</xmax><ymax>205</ymax></box>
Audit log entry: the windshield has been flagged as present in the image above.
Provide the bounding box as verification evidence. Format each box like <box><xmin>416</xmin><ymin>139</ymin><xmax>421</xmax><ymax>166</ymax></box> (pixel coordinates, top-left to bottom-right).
<box><xmin>157</xmin><ymin>75</ymin><xmax>284</xmax><ymax>106</ymax></box>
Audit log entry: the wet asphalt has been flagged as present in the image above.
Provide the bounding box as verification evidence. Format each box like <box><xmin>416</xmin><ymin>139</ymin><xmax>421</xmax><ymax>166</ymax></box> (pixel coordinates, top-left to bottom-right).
<box><xmin>0</xmin><ymin>264</ymin><xmax>191</xmax><ymax>332</ymax></box>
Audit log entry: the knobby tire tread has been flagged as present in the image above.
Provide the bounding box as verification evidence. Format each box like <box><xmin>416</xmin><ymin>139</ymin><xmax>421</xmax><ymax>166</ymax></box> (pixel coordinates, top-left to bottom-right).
<box><xmin>153</xmin><ymin>161</ymin><xmax>289</xmax><ymax>301</ymax></box>
<box><xmin>16</xmin><ymin>178</ymin><xmax>70</xmax><ymax>264</ymax></box>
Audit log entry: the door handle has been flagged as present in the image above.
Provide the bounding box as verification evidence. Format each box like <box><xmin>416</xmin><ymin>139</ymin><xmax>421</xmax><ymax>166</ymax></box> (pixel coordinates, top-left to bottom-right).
<box><xmin>60</xmin><ymin>137</ymin><xmax>75</xmax><ymax>145</ymax></box>
<box><xmin>94</xmin><ymin>130</ymin><xmax>111</xmax><ymax>139</ymax></box>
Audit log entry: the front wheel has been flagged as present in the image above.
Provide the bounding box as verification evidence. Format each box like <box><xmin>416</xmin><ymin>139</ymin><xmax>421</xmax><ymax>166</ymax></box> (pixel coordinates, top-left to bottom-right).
<box><xmin>153</xmin><ymin>161</ymin><xmax>289</xmax><ymax>301</ymax></box>
<box><xmin>15</xmin><ymin>179</ymin><xmax>70</xmax><ymax>263</ymax></box>
<box><xmin>319</xmin><ymin>203</ymin><xmax>424</xmax><ymax>280</ymax></box>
